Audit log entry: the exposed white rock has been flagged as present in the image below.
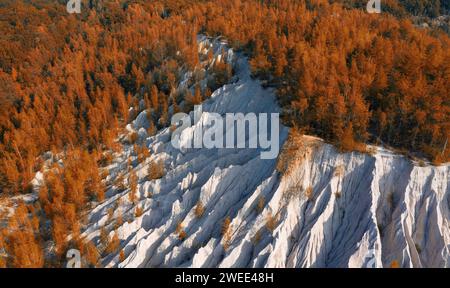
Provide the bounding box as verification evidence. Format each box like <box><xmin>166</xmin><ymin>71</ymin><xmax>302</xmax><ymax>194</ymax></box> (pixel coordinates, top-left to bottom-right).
<box><xmin>80</xmin><ymin>37</ymin><xmax>450</xmax><ymax>268</ymax></box>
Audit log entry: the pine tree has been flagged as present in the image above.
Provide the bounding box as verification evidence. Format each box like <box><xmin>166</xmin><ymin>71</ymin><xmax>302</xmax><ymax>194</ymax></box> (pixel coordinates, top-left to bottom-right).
<box><xmin>128</xmin><ymin>171</ymin><xmax>138</xmax><ymax>204</ymax></box>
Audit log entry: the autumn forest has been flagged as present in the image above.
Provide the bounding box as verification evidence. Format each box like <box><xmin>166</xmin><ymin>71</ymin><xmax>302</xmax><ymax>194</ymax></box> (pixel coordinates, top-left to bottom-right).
<box><xmin>0</xmin><ymin>0</ymin><xmax>448</xmax><ymax>267</ymax></box>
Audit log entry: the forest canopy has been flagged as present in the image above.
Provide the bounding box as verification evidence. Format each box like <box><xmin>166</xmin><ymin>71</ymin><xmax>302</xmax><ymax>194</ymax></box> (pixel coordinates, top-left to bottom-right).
<box><xmin>0</xmin><ymin>0</ymin><xmax>448</xmax><ymax>268</ymax></box>
<box><xmin>0</xmin><ymin>0</ymin><xmax>448</xmax><ymax>197</ymax></box>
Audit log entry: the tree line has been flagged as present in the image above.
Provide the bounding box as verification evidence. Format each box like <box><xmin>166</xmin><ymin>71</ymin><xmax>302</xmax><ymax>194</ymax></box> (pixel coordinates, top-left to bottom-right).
<box><xmin>0</xmin><ymin>0</ymin><xmax>448</xmax><ymax>267</ymax></box>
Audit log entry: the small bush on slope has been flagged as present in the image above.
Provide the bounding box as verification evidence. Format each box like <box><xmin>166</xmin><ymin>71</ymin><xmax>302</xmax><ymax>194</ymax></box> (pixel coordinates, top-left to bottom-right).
<box><xmin>265</xmin><ymin>213</ymin><xmax>277</xmax><ymax>232</ymax></box>
<box><xmin>119</xmin><ymin>249</ymin><xmax>126</xmax><ymax>263</ymax></box>
<box><xmin>194</xmin><ymin>201</ymin><xmax>205</xmax><ymax>218</ymax></box>
<box><xmin>176</xmin><ymin>221</ymin><xmax>187</xmax><ymax>241</ymax></box>
<box><xmin>105</xmin><ymin>231</ymin><xmax>120</xmax><ymax>255</ymax></box>
<box><xmin>128</xmin><ymin>171</ymin><xmax>138</xmax><ymax>204</ymax></box>
<box><xmin>305</xmin><ymin>186</ymin><xmax>314</xmax><ymax>201</ymax></box>
<box><xmin>256</xmin><ymin>196</ymin><xmax>265</xmax><ymax>213</ymax></box>
<box><xmin>276</xmin><ymin>128</ymin><xmax>304</xmax><ymax>177</ymax></box>
<box><xmin>135</xmin><ymin>206</ymin><xmax>144</xmax><ymax>218</ymax></box>
<box><xmin>147</xmin><ymin>160</ymin><xmax>166</xmax><ymax>180</ymax></box>
<box><xmin>222</xmin><ymin>217</ymin><xmax>232</xmax><ymax>251</ymax></box>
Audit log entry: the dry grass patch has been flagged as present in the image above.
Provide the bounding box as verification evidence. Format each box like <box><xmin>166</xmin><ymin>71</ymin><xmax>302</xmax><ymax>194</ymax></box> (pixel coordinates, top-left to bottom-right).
<box><xmin>221</xmin><ymin>217</ymin><xmax>232</xmax><ymax>251</ymax></box>
<box><xmin>127</xmin><ymin>132</ymin><xmax>138</xmax><ymax>145</ymax></box>
<box><xmin>128</xmin><ymin>171</ymin><xmax>138</xmax><ymax>204</ymax></box>
<box><xmin>135</xmin><ymin>206</ymin><xmax>144</xmax><ymax>218</ymax></box>
<box><xmin>390</xmin><ymin>260</ymin><xmax>400</xmax><ymax>268</ymax></box>
<box><xmin>283</xmin><ymin>179</ymin><xmax>303</xmax><ymax>203</ymax></box>
<box><xmin>333</xmin><ymin>164</ymin><xmax>345</xmax><ymax>177</ymax></box>
<box><xmin>107</xmin><ymin>207</ymin><xmax>115</xmax><ymax>221</ymax></box>
<box><xmin>252</xmin><ymin>230</ymin><xmax>262</xmax><ymax>245</ymax></box>
<box><xmin>114</xmin><ymin>214</ymin><xmax>124</xmax><ymax>230</ymax></box>
<box><xmin>135</xmin><ymin>144</ymin><xmax>150</xmax><ymax>164</ymax></box>
<box><xmin>256</xmin><ymin>196</ymin><xmax>265</xmax><ymax>213</ymax></box>
<box><xmin>176</xmin><ymin>221</ymin><xmax>187</xmax><ymax>241</ymax></box>
<box><xmin>99</xmin><ymin>227</ymin><xmax>109</xmax><ymax>246</ymax></box>
<box><xmin>265</xmin><ymin>213</ymin><xmax>277</xmax><ymax>232</ymax></box>
<box><xmin>147</xmin><ymin>160</ymin><xmax>165</xmax><ymax>180</ymax></box>
<box><xmin>276</xmin><ymin>128</ymin><xmax>304</xmax><ymax>177</ymax></box>
<box><xmin>81</xmin><ymin>241</ymin><xmax>100</xmax><ymax>268</ymax></box>
<box><xmin>105</xmin><ymin>231</ymin><xmax>120</xmax><ymax>255</ymax></box>
<box><xmin>305</xmin><ymin>186</ymin><xmax>314</xmax><ymax>201</ymax></box>
<box><xmin>114</xmin><ymin>173</ymin><xmax>126</xmax><ymax>191</ymax></box>
<box><xmin>119</xmin><ymin>249</ymin><xmax>126</xmax><ymax>263</ymax></box>
<box><xmin>194</xmin><ymin>201</ymin><xmax>205</xmax><ymax>218</ymax></box>
<box><xmin>178</xmin><ymin>230</ymin><xmax>187</xmax><ymax>241</ymax></box>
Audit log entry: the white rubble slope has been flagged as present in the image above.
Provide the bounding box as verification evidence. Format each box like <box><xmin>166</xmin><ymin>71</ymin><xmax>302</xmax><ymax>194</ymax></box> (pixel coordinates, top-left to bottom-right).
<box><xmin>81</xmin><ymin>38</ymin><xmax>450</xmax><ymax>268</ymax></box>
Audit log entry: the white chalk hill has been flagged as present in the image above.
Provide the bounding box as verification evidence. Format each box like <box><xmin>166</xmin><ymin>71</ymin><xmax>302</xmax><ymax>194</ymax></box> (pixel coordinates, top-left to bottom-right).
<box><xmin>81</xmin><ymin>38</ymin><xmax>450</xmax><ymax>268</ymax></box>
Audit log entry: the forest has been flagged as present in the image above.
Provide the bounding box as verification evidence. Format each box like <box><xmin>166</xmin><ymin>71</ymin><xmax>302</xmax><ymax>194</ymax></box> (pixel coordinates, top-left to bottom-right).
<box><xmin>336</xmin><ymin>0</ymin><xmax>449</xmax><ymax>18</ymax></box>
<box><xmin>0</xmin><ymin>0</ymin><xmax>449</xmax><ymax>267</ymax></box>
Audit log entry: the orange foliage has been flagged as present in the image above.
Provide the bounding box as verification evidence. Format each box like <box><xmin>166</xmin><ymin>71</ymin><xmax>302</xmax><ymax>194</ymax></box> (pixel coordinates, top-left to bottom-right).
<box><xmin>0</xmin><ymin>0</ymin><xmax>448</xmax><ymax>267</ymax></box>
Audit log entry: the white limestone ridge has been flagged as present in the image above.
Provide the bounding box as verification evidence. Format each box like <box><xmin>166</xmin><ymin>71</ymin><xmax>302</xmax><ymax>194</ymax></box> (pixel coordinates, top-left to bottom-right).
<box><xmin>81</xmin><ymin>37</ymin><xmax>450</xmax><ymax>268</ymax></box>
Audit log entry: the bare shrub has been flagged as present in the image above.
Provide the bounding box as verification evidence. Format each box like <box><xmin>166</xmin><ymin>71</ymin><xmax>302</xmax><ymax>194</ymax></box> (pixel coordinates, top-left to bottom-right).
<box><xmin>256</xmin><ymin>196</ymin><xmax>265</xmax><ymax>213</ymax></box>
<box><xmin>283</xmin><ymin>179</ymin><xmax>303</xmax><ymax>203</ymax></box>
<box><xmin>276</xmin><ymin>128</ymin><xmax>304</xmax><ymax>176</ymax></box>
<box><xmin>135</xmin><ymin>206</ymin><xmax>143</xmax><ymax>218</ymax></box>
<box><xmin>127</xmin><ymin>132</ymin><xmax>138</xmax><ymax>145</ymax></box>
<box><xmin>305</xmin><ymin>186</ymin><xmax>314</xmax><ymax>201</ymax></box>
<box><xmin>99</xmin><ymin>227</ymin><xmax>109</xmax><ymax>246</ymax></box>
<box><xmin>178</xmin><ymin>230</ymin><xmax>187</xmax><ymax>241</ymax></box>
<box><xmin>252</xmin><ymin>230</ymin><xmax>262</xmax><ymax>245</ymax></box>
<box><xmin>265</xmin><ymin>213</ymin><xmax>277</xmax><ymax>232</ymax></box>
<box><xmin>333</xmin><ymin>164</ymin><xmax>345</xmax><ymax>177</ymax></box>
<box><xmin>147</xmin><ymin>122</ymin><xmax>157</xmax><ymax>137</ymax></box>
<box><xmin>114</xmin><ymin>214</ymin><xmax>123</xmax><ymax>230</ymax></box>
<box><xmin>107</xmin><ymin>208</ymin><xmax>114</xmax><ymax>221</ymax></box>
<box><xmin>99</xmin><ymin>152</ymin><xmax>114</xmax><ymax>167</ymax></box>
<box><xmin>105</xmin><ymin>231</ymin><xmax>120</xmax><ymax>255</ymax></box>
<box><xmin>147</xmin><ymin>160</ymin><xmax>165</xmax><ymax>180</ymax></box>
<box><xmin>390</xmin><ymin>260</ymin><xmax>400</xmax><ymax>268</ymax></box>
<box><xmin>114</xmin><ymin>173</ymin><xmax>126</xmax><ymax>191</ymax></box>
<box><xmin>221</xmin><ymin>216</ymin><xmax>232</xmax><ymax>251</ymax></box>
<box><xmin>221</xmin><ymin>217</ymin><xmax>231</xmax><ymax>236</ymax></box>
<box><xmin>128</xmin><ymin>171</ymin><xmax>138</xmax><ymax>204</ymax></box>
<box><xmin>366</xmin><ymin>146</ymin><xmax>377</xmax><ymax>156</ymax></box>
<box><xmin>175</xmin><ymin>221</ymin><xmax>186</xmax><ymax>241</ymax></box>
<box><xmin>125</xmin><ymin>158</ymin><xmax>131</xmax><ymax>172</ymax></box>
<box><xmin>194</xmin><ymin>201</ymin><xmax>205</xmax><ymax>218</ymax></box>
<box><xmin>134</xmin><ymin>144</ymin><xmax>150</xmax><ymax>164</ymax></box>
<box><xmin>81</xmin><ymin>241</ymin><xmax>100</xmax><ymax>268</ymax></box>
<box><xmin>100</xmin><ymin>169</ymin><xmax>110</xmax><ymax>180</ymax></box>
<box><xmin>119</xmin><ymin>249</ymin><xmax>125</xmax><ymax>262</ymax></box>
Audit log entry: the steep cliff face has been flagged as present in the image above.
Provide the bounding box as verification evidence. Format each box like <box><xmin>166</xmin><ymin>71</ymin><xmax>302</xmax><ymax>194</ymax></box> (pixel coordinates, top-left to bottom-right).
<box><xmin>80</xmin><ymin>37</ymin><xmax>450</xmax><ymax>268</ymax></box>
<box><xmin>261</xmin><ymin>138</ymin><xmax>449</xmax><ymax>268</ymax></box>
